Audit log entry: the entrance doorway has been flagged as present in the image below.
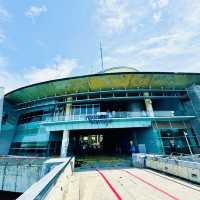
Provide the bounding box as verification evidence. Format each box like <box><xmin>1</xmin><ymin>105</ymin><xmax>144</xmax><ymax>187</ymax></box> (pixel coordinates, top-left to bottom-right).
<box><xmin>68</xmin><ymin>129</ymin><xmax>133</xmax><ymax>157</ymax></box>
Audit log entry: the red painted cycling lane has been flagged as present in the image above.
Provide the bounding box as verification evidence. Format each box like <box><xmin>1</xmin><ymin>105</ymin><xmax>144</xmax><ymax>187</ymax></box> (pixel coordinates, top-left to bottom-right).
<box><xmin>75</xmin><ymin>167</ymin><xmax>200</xmax><ymax>200</ymax></box>
<box><xmin>96</xmin><ymin>168</ymin><xmax>169</xmax><ymax>200</ymax></box>
<box><xmin>124</xmin><ymin>168</ymin><xmax>200</xmax><ymax>200</ymax></box>
<box><xmin>123</xmin><ymin>170</ymin><xmax>180</xmax><ymax>200</ymax></box>
<box><xmin>96</xmin><ymin>169</ymin><xmax>123</xmax><ymax>200</ymax></box>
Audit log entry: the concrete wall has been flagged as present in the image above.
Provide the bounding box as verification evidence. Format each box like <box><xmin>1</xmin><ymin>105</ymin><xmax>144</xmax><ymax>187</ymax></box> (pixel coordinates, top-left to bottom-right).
<box><xmin>146</xmin><ymin>155</ymin><xmax>200</xmax><ymax>184</ymax></box>
<box><xmin>0</xmin><ymin>157</ymin><xmax>47</xmax><ymax>193</ymax></box>
<box><xmin>44</xmin><ymin>158</ymin><xmax>75</xmax><ymax>200</ymax></box>
<box><xmin>16</xmin><ymin>158</ymin><xmax>74</xmax><ymax>200</ymax></box>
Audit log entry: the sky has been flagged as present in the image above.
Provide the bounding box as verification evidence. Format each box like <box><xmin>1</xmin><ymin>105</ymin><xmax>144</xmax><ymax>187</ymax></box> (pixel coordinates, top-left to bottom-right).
<box><xmin>0</xmin><ymin>0</ymin><xmax>200</xmax><ymax>92</ymax></box>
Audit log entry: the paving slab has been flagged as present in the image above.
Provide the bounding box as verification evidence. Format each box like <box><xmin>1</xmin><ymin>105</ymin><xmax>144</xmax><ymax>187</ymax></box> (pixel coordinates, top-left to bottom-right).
<box><xmin>64</xmin><ymin>158</ymin><xmax>200</xmax><ymax>200</ymax></box>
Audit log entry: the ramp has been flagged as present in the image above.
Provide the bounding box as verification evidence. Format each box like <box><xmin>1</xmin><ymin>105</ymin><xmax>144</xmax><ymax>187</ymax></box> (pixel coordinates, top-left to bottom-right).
<box><xmin>63</xmin><ymin>157</ymin><xmax>200</xmax><ymax>200</ymax></box>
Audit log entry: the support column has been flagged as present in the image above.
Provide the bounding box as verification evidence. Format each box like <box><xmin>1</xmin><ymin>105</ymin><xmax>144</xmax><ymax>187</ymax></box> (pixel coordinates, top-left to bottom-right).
<box><xmin>65</xmin><ymin>97</ymin><xmax>72</xmax><ymax>119</ymax></box>
<box><xmin>60</xmin><ymin>130</ymin><xmax>69</xmax><ymax>157</ymax></box>
<box><xmin>60</xmin><ymin>97</ymin><xmax>72</xmax><ymax>157</ymax></box>
<box><xmin>144</xmin><ymin>92</ymin><xmax>154</xmax><ymax>117</ymax></box>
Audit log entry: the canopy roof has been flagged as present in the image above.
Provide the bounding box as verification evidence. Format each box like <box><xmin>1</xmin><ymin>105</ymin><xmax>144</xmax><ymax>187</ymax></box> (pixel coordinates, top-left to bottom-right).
<box><xmin>100</xmin><ymin>66</ymin><xmax>139</xmax><ymax>73</ymax></box>
<box><xmin>5</xmin><ymin>71</ymin><xmax>200</xmax><ymax>105</ymax></box>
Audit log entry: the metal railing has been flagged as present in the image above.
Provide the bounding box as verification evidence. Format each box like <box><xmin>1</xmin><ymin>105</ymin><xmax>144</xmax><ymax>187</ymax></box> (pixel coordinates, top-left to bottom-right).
<box><xmin>44</xmin><ymin>111</ymin><xmax>194</xmax><ymax>122</ymax></box>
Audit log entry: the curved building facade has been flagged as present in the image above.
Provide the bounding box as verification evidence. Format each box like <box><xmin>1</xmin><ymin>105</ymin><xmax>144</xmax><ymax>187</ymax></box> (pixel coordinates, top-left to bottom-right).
<box><xmin>1</xmin><ymin>67</ymin><xmax>200</xmax><ymax>157</ymax></box>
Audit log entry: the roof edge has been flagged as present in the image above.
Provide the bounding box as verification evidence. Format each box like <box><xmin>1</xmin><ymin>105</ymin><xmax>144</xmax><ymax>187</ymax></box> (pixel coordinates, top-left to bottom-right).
<box><xmin>5</xmin><ymin>71</ymin><xmax>200</xmax><ymax>97</ymax></box>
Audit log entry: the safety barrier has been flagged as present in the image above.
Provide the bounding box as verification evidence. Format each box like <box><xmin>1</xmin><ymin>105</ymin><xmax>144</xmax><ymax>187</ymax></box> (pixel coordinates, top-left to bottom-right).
<box><xmin>46</xmin><ymin>111</ymin><xmax>194</xmax><ymax>122</ymax></box>
<box><xmin>144</xmin><ymin>154</ymin><xmax>200</xmax><ymax>184</ymax></box>
<box><xmin>17</xmin><ymin>157</ymin><xmax>75</xmax><ymax>200</ymax></box>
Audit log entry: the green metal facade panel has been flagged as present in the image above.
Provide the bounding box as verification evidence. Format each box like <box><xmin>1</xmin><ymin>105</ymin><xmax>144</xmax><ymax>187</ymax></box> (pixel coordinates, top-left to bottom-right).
<box><xmin>5</xmin><ymin>72</ymin><xmax>200</xmax><ymax>104</ymax></box>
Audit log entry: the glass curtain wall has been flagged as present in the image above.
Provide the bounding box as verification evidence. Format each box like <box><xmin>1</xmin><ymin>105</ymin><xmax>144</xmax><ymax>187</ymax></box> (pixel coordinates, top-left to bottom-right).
<box><xmin>72</xmin><ymin>104</ymin><xmax>100</xmax><ymax>116</ymax></box>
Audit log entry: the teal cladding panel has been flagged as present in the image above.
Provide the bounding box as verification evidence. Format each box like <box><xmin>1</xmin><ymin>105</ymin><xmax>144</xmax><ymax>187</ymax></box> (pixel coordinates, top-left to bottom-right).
<box><xmin>13</xmin><ymin>124</ymin><xmax>49</xmax><ymax>143</ymax></box>
<box><xmin>136</xmin><ymin>128</ymin><xmax>164</xmax><ymax>154</ymax></box>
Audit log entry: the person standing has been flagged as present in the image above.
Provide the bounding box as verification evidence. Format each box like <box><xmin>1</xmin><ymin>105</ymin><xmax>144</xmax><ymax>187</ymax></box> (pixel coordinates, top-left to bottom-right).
<box><xmin>130</xmin><ymin>140</ymin><xmax>136</xmax><ymax>157</ymax></box>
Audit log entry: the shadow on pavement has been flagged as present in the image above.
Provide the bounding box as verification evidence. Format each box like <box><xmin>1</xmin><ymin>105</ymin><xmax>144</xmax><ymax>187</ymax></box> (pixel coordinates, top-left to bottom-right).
<box><xmin>74</xmin><ymin>155</ymin><xmax>133</xmax><ymax>172</ymax></box>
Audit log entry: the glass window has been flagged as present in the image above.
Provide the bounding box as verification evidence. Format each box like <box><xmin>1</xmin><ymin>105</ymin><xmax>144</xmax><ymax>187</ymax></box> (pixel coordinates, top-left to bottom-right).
<box><xmin>87</xmin><ymin>105</ymin><xmax>93</xmax><ymax>115</ymax></box>
<box><xmin>72</xmin><ymin>105</ymin><xmax>81</xmax><ymax>115</ymax></box>
<box><xmin>72</xmin><ymin>104</ymin><xmax>100</xmax><ymax>115</ymax></box>
<box><xmin>94</xmin><ymin>104</ymin><xmax>100</xmax><ymax>114</ymax></box>
<box><xmin>80</xmin><ymin>105</ymin><xmax>86</xmax><ymax>115</ymax></box>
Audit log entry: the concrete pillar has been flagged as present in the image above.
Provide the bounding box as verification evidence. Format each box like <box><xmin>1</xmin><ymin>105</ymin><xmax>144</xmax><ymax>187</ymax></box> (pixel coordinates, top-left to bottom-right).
<box><xmin>144</xmin><ymin>92</ymin><xmax>154</xmax><ymax>117</ymax></box>
<box><xmin>65</xmin><ymin>97</ymin><xmax>72</xmax><ymax>119</ymax></box>
<box><xmin>60</xmin><ymin>97</ymin><xmax>72</xmax><ymax>157</ymax></box>
<box><xmin>60</xmin><ymin>130</ymin><xmax>69</xmax><ymax>157</ymax></box>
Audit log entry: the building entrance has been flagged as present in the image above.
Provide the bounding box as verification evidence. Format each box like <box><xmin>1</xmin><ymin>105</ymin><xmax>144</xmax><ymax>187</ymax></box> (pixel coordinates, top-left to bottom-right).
<box><xmin>68</xmin><ymin>129</ymin><xmax>133</xmax><ymax>157</ymax></box>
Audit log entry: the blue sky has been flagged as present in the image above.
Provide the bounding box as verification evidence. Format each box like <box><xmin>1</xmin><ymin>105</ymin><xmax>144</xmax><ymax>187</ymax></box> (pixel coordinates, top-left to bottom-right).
<box><xmin>0</xmin><ymin>0</ymin><xmax>200</xmax><ymax>92</ymax></box>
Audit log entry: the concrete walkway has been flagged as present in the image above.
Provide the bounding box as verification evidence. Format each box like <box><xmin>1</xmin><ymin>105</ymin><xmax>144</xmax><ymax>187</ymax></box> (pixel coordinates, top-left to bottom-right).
<box><xmin>64</xmin><ymin>158</ymin><xmax>200</xmax><ymax>200</ymax></box>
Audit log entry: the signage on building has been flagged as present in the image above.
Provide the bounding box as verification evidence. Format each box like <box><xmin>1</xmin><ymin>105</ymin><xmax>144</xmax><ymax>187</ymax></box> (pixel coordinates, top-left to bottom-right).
<box><xmin>86</xmin><ymin>113</ymin><xmax>112</xmax><ymax>125</ymax></box>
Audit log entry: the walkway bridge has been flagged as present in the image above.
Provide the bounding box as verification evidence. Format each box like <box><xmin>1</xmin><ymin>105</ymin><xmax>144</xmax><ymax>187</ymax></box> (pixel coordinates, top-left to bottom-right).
<box><xmin>17</xmin><ymin>155</ymin><xmax>200</xmax><ymax>200</ymax></box>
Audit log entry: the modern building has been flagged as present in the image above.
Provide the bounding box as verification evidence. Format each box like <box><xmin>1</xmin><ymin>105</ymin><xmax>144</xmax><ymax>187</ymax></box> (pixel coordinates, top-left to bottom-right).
<box><xmin>1</xmin><ymin>67</ymin><xmax>200</xmax><ymax>157</ymax></box>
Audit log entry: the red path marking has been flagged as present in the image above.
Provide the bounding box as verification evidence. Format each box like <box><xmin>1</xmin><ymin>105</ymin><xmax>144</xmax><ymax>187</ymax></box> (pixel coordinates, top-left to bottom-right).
<box><xmin>124</xmin><ymin>170</ymin><xmax>180</xmax><ymax>200</ymax></box>
<box><xmin>96</xmin><ymin>169</ymin><xmax>122</xmax><ymax>200</ymax></box>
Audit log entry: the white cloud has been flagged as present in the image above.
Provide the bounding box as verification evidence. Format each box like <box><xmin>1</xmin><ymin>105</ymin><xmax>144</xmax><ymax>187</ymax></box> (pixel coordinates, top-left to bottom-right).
<box><xmin>25</xmin><ymin>56</ymin><xmax>79</xmax><ymax>84</ymax></box>
<box><xmin>140</xmin><ymin>31</ymin><xmax>199</xmax><ymax>56</ymax></box>
<box><xmin>0</xmin><ymin>32</ymin><xmax>6</xmax><ymax>43</ymax></box>
<box><xmin>0</xmin><ymin>56</ymin><xmax>26</xmax><ymax>93</ymax></box>
<box><xmin>115</xmin><ymin>31</ymin><xmax>196</xmax><ymax>56</ymax></box>
<box><xmin>0</xmin><ymin>56</ymin><xmax>80</xmax><ymax>93</ymax></box>
<box><xmin>0</xmin><ymin>70</ymin><xmax>25</xmax><ymax>93</ymax></box>
<box><xmin>158</xmin><ymin>0</ymin><xmax>169</xmax><ymax>8</ymax></box>
<box><xmin>102</xmin><ymin>28</ymin><xmax>200</xmax><ymax>72</ymax></box>
<box><xmin>150</xmin><ymin>0</ymin><xmax>169</xmax><ymax>9</ymax></box>
<box><xmin>96</xmin><ymin>0</ymin><xmax>136</xmax><ymax>34</ymax></box>
<box><xmin>98</xmin><ymin>0</ymin><xmax>200</xmax><ymax>73</ymax></box>
<box><xmin>0</xmin><ymin>6</ymin><xmax>10</xmax><ymax>43</ymax></box>
<box><xmin>25</xmin><ymin>5</ymin><xmax>47</xmax><ymax>19</ymax></box>
<box><xmin>153</xmin><ymin>12</ymin><xmax>161</xmax><ymax>23</ymax></box>
<box><xmin>0</xmin><ymin>6</ymin><xmax>10</xmax><ymax>22</ymax></box>
<box><xmin>95</xmin><ymin>0</ymin><xmax>169</xmax><ymax>34</ymax></box>
<box><xmin>0</xmin><ymin>56</ymin><xmax>7</xmax><ymax>67</ymax></box>
<box><xmin>150</xmin><ymin>0</ymin><xmax>169</xmax><ymax>23</ymax></box>
<box><xmin>182</xmin><ymin>0</ymin><xmax>200</xmax><ymax>28</ymax></box>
